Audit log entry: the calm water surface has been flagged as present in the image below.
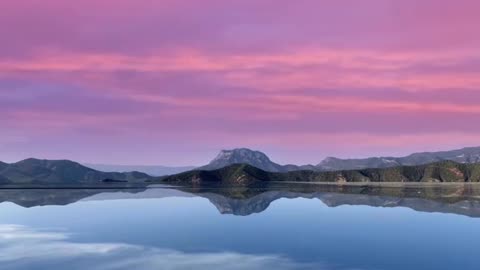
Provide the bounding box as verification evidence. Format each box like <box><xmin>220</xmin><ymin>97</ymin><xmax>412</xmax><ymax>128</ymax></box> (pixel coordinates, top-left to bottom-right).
<box><xmin>0</xmin><ymin>186</ymin><xmax>479</xmax><ymax>270</ymax></box>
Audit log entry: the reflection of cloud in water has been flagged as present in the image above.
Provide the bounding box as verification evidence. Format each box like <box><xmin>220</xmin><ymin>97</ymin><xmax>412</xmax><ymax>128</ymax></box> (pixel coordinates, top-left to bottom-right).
<box><xmin>0</xmin><ymin>225</ymin><xmax>344</xmax><ymax>270</ymax></box>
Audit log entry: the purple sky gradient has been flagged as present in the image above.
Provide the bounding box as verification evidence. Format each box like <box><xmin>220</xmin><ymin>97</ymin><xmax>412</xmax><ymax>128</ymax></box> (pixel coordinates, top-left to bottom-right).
<box><xmin>1</xmin><ymin>0</ymin><xmax>480</xmax><ymax>165</ymax></box>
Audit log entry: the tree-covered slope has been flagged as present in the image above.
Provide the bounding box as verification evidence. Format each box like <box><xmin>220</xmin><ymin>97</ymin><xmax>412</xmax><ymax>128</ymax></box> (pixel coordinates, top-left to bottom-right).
<box><xmin>162</xmin><ymin>161</ymin><xmax>480</xmax><ymax>185</ymax></box>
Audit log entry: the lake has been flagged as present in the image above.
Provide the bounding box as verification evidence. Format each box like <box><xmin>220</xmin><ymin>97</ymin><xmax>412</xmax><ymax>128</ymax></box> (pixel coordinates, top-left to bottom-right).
<box><xmin>1</xmin><ymin>184</ymin><xmax>480</xmax><ymax>270</ymax></box>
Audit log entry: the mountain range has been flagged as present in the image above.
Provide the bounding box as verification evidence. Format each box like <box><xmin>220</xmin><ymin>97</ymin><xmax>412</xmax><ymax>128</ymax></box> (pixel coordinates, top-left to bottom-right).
<box><xmin>79</xmin><ymin>147</ymin><xmax>480</xmax><ymax>176</ymax></box>
<box><xmin>201</xmin><ymin>146</ymin><xmax>480</xmax><ymax>172</ymax></box>
<box><xmin>162</xmin><ymin>161</ymin><xmax>480</xmax><ymax>185</ymax></box>
<box><xmin>2</xmin><ymin>146</ymin><xmax>480</xmax><ymax>186</ymax></box>
<box><xmin>317</xmin><ymin>146</ymin><xmax>480</xmax><ymax>171</ymax></box>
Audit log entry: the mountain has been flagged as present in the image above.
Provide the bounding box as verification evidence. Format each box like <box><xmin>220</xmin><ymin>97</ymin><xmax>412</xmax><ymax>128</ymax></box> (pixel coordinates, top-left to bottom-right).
<box><xmin>0</xmin><ymin>158</ymin><xmax>153</xmax><ymax>186</ymax></box>
<box><xmin>199</xmin><ymin>148</ymin><xmax>316</xmax><ymax>172</ymax></box>
<box><xmin>317</xmin><ymin>156</ymin><xmax>401</xmax><ymax>171</ymax></box>
<box><xmin>198</xmin><ymin>146</ymin><xmax>480</xmax><ymax>173</ymax></box>
<box><xmin>162</xmin><ymin>161</ymin><xmax>480</xmax><ymax>186</ymax></box>
<box><xmin>199</xmin><ymin>148</ymin><xmax>282</xmax><ymax>172</ymax></box>
<box><xmin>83</xmin><ymin>163</ymin><xmax>195</xmax><ymax>176</ymax></box>
<box><xmin>317</xmin><ymin>146</ymin><xmax>480</xmax><ymax>171</ymax></box>
<box><xmin>4</xmin><ymin>146</ymin><xmax>480</xmax><ymax>186</ymax></box>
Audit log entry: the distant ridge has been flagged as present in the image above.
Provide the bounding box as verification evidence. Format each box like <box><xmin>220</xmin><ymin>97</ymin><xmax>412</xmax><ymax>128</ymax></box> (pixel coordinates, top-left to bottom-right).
<box><xmin>84</xmin><ymin>163</ymin><xmax>195</xmax><ymax>176</ymax></box>
<box><xmin>317</xmin><ymin>146</ymin><xmax>480</xmax><ymax>171</ymax></box>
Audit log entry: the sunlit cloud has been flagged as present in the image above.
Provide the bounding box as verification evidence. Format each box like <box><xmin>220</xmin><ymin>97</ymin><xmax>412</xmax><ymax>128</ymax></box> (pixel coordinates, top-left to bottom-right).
<box><xmin>2</xmin><ymin>48</ymin><xmax>479</xmax><ymax>92</ymax></box>
<box><xmin>0</xmin><ymin>0</ymin><xmax>479</xmax><ymax>164</ymax></box>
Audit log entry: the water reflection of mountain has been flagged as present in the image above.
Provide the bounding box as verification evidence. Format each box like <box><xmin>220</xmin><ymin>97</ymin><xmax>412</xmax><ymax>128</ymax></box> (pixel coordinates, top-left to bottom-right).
<box><xmin>1</xmin><ymin>184</ymin><xmax>480</xmax><ymax>217</ymax></box>
<box><xmin>199</xmin><ymin>190</ymin><xmax>480</xmax><ymax>217</ymax></box>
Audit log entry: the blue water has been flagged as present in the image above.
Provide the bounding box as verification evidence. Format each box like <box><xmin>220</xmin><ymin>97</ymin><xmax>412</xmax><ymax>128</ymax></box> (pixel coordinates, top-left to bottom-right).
<box><xmin>0</xmin><ymin>188</ymin><xmax>479</xmax><ymax>270</ymax></box>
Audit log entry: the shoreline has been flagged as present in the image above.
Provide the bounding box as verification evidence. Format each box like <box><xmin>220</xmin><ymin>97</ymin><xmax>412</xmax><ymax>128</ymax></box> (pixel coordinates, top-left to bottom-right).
<box><xmin>1</xmin><ymin>182</ymin><xmax>480</xmax><ymax>190</ymax></box>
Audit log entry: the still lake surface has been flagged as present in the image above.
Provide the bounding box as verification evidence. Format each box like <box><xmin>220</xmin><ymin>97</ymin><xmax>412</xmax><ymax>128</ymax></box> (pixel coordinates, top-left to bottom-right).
<box><xmin>0</xmin><ymin>185</ymin><xmax>480</xmax><ymax>270</ymax></box>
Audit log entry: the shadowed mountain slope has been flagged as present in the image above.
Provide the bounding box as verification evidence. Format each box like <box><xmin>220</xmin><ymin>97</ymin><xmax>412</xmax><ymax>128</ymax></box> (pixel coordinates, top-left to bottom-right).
<box><xmin>163</xmin><ymin>161</ymin><xmax>480</xmax><ymax>186</ymax></box>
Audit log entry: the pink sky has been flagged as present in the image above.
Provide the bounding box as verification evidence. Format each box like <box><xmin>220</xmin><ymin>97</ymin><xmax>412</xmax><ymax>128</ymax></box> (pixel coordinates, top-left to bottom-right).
<box><xmin>1</xmin><ymin>0</ymin><xmax>480</xmax><ymax>166</ymax></box>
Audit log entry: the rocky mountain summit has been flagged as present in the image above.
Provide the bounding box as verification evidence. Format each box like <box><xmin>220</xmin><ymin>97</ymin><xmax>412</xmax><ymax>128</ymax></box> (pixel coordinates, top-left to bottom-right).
<box><xmin>199</xmin><ymin>148</ymin><xmax>315</xmax><ymax>172</ymax></box>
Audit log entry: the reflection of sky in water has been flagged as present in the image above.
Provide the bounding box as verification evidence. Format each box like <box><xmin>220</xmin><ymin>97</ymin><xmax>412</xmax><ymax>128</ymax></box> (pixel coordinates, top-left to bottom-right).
<box><xmin>0</xmin><ymin>194</ymin><xmax>480</xmax><ymax>270</ymax></box>
<box><xmin>0</xmin><ymin>224</ymin><xmax>315</xmax><ymax>270</ymax></box>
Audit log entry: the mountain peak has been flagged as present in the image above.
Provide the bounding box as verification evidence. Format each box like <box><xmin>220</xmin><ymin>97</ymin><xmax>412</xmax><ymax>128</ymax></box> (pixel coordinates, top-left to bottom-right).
<box><xmin>319</xmin><ymin>157</ymin><xmax>340</xmax><ymax>163</ymax></box>
<box><xmin>213</xmin><ymin>148</ymin><xmax>272</xmax><ymax>162</ymax></box>
<box><xmin>202</xmin><ymin>148</ymin><xmax>283</xmax><ymax>172</ymax></box>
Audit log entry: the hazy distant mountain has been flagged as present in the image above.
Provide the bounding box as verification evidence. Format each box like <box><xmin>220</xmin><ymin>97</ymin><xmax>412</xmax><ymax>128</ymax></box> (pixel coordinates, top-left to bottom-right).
<box><xmin>0</xmin><ymin>158</ymin><xmax>153</xmax><ymax>186</ymax></box>
<box><xmin>199</xmin><ymin>148</ymin><xmax>316</xmax><ymax>172</ymax></box>
<box><xmin>163</xmin><ymin>161</ymin><xmax>480</xmax><ymax>186</ymax></box>
<box><xmin>318</xmin><ymin>146</ymin><xmax>480</xmax><ymax>171</ymax></box>
<box><xmin>84</xmin><ymin>163</ymin><xmax>195</xmax><ymax>176</ymax></box>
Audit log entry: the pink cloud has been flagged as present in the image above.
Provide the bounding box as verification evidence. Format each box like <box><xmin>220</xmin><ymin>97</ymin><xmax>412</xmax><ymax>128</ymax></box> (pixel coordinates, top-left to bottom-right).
<box><xmin>1</xmin><ymin>0</ymin><xmax>479</xmax><ymax>164</ymax></box>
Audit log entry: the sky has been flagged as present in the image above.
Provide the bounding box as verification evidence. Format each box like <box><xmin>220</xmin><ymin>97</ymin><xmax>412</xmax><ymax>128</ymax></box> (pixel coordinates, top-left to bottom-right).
<box><xmin>1</xmin><ymin>0</ymin><xmax>480</xmax><ymax>166</ymax></box>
